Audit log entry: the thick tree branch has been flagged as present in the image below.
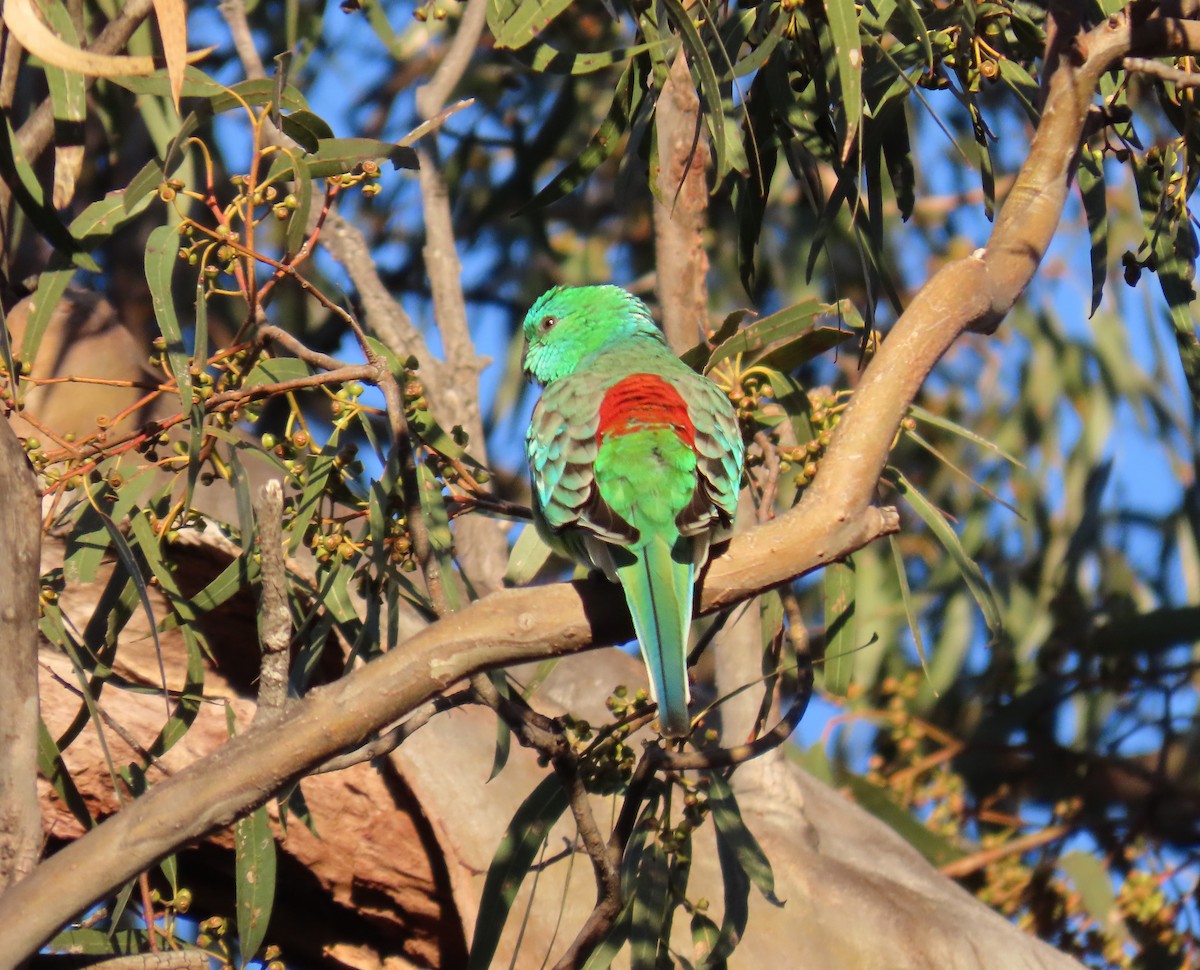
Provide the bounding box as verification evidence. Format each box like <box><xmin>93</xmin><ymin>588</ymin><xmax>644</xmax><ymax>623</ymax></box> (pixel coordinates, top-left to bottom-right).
<box><xmin>3</xmin><ymin>5</ymin><xmax>1198</xmax><ymax>964</ymax></box>
<box><xmin>0</xmin><ymin>419</ymin><xmax>40</xmax><ymax>891</ymax></box>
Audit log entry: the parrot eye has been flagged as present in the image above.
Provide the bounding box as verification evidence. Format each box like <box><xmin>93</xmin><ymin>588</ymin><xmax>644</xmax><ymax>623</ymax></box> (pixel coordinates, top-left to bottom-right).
<box><xmin>539</xmin><ymin>315</ymin><xmax>557</xmax><ymax>333</ymax></box>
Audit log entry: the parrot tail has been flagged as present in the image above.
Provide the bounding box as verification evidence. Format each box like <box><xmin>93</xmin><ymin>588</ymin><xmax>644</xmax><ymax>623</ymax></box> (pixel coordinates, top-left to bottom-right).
<box><xmin>615</xmin><ymin>533</ymin><xmax>694</xmax><ymax>738</ymax></box>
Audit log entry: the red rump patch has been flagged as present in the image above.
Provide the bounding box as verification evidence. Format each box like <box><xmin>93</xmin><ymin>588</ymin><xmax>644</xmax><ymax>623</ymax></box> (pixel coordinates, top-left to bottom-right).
<box><xmin>597</xmin><ymin>374</ymin><xmax>696</xmax><ymax>449</ymax></box>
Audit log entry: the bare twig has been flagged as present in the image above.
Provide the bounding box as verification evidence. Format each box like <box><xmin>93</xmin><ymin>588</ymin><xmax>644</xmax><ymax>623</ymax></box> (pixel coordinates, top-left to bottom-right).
<box><xmin>939</xmin><ymin>824</ymin><xmax>1072</xmax><ymax>879</ymax></box>
<box><xmin>313</xmin><ymin>690</ymin><xmax>472</xmax><ymax>773</ymax></box>
<box><xmin>549</xmin><ymin>754</ymin><xmax>622</xmax><ymax>970</ymax></box>
<box><xmin>218</xmin><ymin>0</ymin><xmax>265</xmax><ymax>80</ymax></box>
<box><xmin>254</xmin><ymin>480</ymin><xmax>290</xmax><ymax>718</ymax></box>
<box><xmin>1123</xmin><ymin>54</ymin><xmax>1200</xmax><ymax>85</ymax></box>
<box><xmin>554</xmin><ymin>748</ymin><xmax>659</xmax><ymax>967</ymax></box>
<box><xmin>38</xmin><ymin>664</ymin><xmax>174</xmax><ymax>779</ymax></box>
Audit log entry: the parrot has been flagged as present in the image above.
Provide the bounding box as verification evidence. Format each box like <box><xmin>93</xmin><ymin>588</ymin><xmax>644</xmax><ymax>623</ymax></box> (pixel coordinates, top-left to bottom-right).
<box><xmin>522</xmin><ymin>285</ymin><xmax>744</xmax><ymax>737</ymax></box>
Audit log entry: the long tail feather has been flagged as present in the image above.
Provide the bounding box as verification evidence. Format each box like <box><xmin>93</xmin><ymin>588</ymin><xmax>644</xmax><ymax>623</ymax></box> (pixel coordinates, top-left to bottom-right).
<box><xmin>615</xmin><ymin>534</ymin><xmax>694</xmax><ymax>737</ymax></box>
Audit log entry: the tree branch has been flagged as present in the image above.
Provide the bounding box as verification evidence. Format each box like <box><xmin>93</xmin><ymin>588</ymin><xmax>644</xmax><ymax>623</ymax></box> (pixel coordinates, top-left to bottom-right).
<box><xmin>3</xmin><ymin>4</ymin><xmax>1197</xmax><ymax>964</ymax></box>
<box><xmin>0</xmin><ymin>419</ymin><xmax>41</xmax><ymax>891</ymax></box>
<box><xmin>253</xmin><ymin>480</ymin><xmax>290</xmax><ymax>719</ymax></box>
<box><xmin>653</xmin><ymin>48</ymin><xmax>710</xmax><ymax>355</ymax></box>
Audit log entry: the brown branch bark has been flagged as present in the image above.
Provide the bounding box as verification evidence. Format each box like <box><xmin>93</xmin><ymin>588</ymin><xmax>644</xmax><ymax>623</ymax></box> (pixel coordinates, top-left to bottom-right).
<box><xmin>253</xmin><ymin>479</ymin><xmax>290</xmax><ymax>718</ymax></box>
<box><xmin>2</xmin><ymin>4</ymin><xmax>1198</xmax><ymax>964</ymax></box>
<box><xmin>0</xmin><ymin>419</ymin><xmax>40</xmax><ymax>892</ymax></box>
<box><xmin>412</xmin><ymin>0</ymin><xmax>509</xmax><ymax>596</ymax></box>
<box><xmin>653</xmin><ymin>48</ymin><xmax>710</xmax><ymax>355</ymax></box>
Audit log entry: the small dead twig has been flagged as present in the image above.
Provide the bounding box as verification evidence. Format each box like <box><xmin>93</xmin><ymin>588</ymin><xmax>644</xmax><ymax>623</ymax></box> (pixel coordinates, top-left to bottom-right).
<box><xmin>314</xmin><ymin>690</ymin><xmax>472</xmax><ymax>773</ymax></box>
<box><xmin>1123</xmin><ymin>55</ymin><xmax>1200</xmax><ymax>87</ymax></box>
<box><xmin>254</xmin><ymin>480</ymin><xmax>290</xmax><ymax>719</ymax></box>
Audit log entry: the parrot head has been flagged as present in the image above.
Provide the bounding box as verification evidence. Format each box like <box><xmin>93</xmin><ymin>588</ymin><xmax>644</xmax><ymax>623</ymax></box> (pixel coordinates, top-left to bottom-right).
<box><xmin>522</xmin><ymin>285</ymin><xmax>666</xmax><ymax>385</ymax></box>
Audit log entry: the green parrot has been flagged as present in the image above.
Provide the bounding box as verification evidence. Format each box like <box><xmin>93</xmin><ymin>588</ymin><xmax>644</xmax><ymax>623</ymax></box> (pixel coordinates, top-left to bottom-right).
<box><xmin>523</xmin><ymin>285</ymin><xmax>744</xmax><ymax>737</ymax></box>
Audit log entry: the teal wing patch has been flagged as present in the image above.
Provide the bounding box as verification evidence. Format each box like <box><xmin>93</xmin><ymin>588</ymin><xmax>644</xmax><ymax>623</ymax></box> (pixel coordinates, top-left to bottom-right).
<box><xmin>673</xmin><ymin>370</ymin><xmax>744</xmax><ymax>535</ymax></box>
<box><xmin>526</xmin><ymin>377</ymin><xmax>635</xmax><ymax>544</ymax></box>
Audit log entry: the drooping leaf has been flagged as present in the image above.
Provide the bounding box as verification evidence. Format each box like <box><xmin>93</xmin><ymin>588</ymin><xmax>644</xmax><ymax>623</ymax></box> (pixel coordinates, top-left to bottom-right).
<box><xmin>706</xmin><ymin>772</ymin><xmax>781</xmax><ymax>905</ymax></box>
<box><xmin>822</xmin><ymin>557</ymin><xmax>856</xmax><ymax>696</ymax></box>
<box><xmin>523</xmin><ymin>58</ymin><xmax>644</xmax><ymax>211</ymax></box>
<box><xmin>264</xmin><ymin>136</ymin><xmax>417</xmax><ymax>183</ymax></box>
<box><xmin>822</xmin><ymin>0</ymin><xmax>862</xmax><ymax>162</ymax></box>
<box><xmin>467</xmin><ymin>773</ymin><xmax>571</xmax><ymax>970</ymax></box>
<box><xmin>234</xmin><ymin>804</ymin><xmax>277</xmax><ymax>966</ymax></box>
<box><xmin>39</xmin><ymin>0</ymin><xmax>86</xmax><ymax>209</ymax></box>
<box><xmin>488</xmin><ymin>0</ymin><xmax>575</xmax><ymax>50</ymax></box>
<box><xmin>0</xmin><ymin>116</ymin><xmax>97</xmax><ymax>270</ymax></box>
<box><xmin>662</xmin><ymin>0</ymin><xmax>730</xmax><ymax>182</ymax></box>
<box><xmin>888</xmin><ymin>467</ymin><xmax>1004</xmax><ymax>639</ymax></box>
<box><xmin>630</xmin><ymin>839</ymin><xmax>672</xmax><ymax>969</ymax></box>
<box><xmin>145</xmin><ymin>223</ymin><xmax>193</xmax><ymax>412</ymax></box>
<box><xmin>1059</xmin><ymin>851</ymin><xmax>1130</xmax><ymax>948</ymax></box>
<box><xmin>279</xmin><ymin>108</ymin><xmax>335</xmax><ymax>152</ymax></box>
<box><xmin>1077</xmin><ymin>147</ymin><xmax>1108</xmax><ymax>317</ymax></box>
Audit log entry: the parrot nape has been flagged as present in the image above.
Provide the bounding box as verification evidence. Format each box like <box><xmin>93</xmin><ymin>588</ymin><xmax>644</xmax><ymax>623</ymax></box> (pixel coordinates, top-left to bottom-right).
<box><xmin>522</xmin><ymin>285</ymin><xmax>744</xmax><ymax>737</ymax></box>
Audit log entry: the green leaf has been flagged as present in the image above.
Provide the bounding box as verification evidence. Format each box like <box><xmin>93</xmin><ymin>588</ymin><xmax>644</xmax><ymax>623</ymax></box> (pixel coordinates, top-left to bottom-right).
<box><xmin>703</xmin><ymin>298</ymin><xmax>823</xmax><ymax>372</ymax></box>
<box><xmin>505</xmin><ymin>523</ymin><xmax>555</xmax><ymax>586</ymax></box>
<box><xmin>1059</xmin><ymin>851</ymin><xmax>1129</xmax><ymax>947</ymax></box>
<box><xmin>110</xmin><ymin>70</ymin><xmax>311</xmax><ymax>114</ymax></box>
<box><xmin>244</xmin><ymin>355</ymin><xmax>315</xmax><ymax>389</ymax></box>
<box><xmin>706</xmin><ymin>772</ymin><xmax>782</xmax><ymax>906</ymax></box>
<box><xmin>1080</xmin><ymin>147</ymin><xmax>1104</xmax><ymax>319</ymax></box>
<box><xmin>279</xmin><ymin>108</ymin><xmax>335</xmax><ymax>152</ymax></box>
<box><xmin>680</xmin><ymin>308</ymin><xmax>755</xmax><ymax>372</ymax></box>
<box><xmin>277</xmin><ymin>153</ymin><xmax>315</xmax><ymax>257</ymax></box>
<box><xmin>99</xmin><ymin>509</ymin><xmax>169</xmax><ymax>694</ymax></box>
<box><xmin>523</xmin><ymin>40</ymin><xmax>659</xmax><ymax>75</ymax></box>
<box><xmin>823</xmin><ymin>0</ymin><xmax>862</xmax><ymax>162</ymax></box>
<box><xmin>691</xmin><ymin>909</ymin><xmax>723</xmax><ymax>968</ymax></box>
<box><xmin>264</xmin><ymin>136</ymin><xmax>417</xmax><ymax>183</ymax></box>
<box><xmin>523</xmin><ymin>59</ymin><xmax>643</xmax><ymax>211</ymax></box>
<box><xmin>145</xmin><ymin>224</ymin><xmax>193</xmax><ymax>412</ymax></box>
<box><xmin>480</xmin><ymin>672</ymin><xmax>516</xmax><ymax>782</ymax></box>
<box><xmin>467</xmin><ymin>773</ymin><xmax>571</xmax><ymax>970</ymax></box>
<box><xmin>822</xmin><ymin>557</ymin><xmax>856</xmax><ymax>696</ymax></box>
<box><xmin>906</xmin><ymin>404</ymin><xmax>1024</xmax><ymax>467</ymax></box>
<box><xmin>889</xmin><ymin>0</ymin><xmax>932</xmax><ymax>71</ymax></box>
<box><xmin>234</xmin><ymin>804</ymin><xmax>277</xmax><ymax>966</ymax></box>
<box><xmin>888</xmin><ymin>467</ymin><xmax>1003</xmax><ymax>639</ymax></box>
<box><xmin>630</xmin><ymin>839</ymin><xmax>671</xmax><ymax>969</ymax></box>
<box><xmin>662</xmin><ymin>0</ymin><xmax>729</xmax><ymax>182</ymax></box>
<box><xmin>39</xmin><ymin>0</ymin><xmax>85</xmax><ymax>207</ymax></box>
<box><xmin>703</xmin><ymin>804</ymin><xmax>749</xmax><ymax>966</ymax></box>
<box><xmin>888</xmin><ymin>534</ymin><xmax>932</xmax><ymax>683</ymax></box>
<box><xmin>0</xmin><ymin>116</ymin><xmax>96</xmax><ymax>270</ymax></box>
<box><xmin>38</xmin><ymin>719</ymin><xmax>93</xmax><ymax>832</ymax></box>
<box><xmin>148</xmin><ymin>625</ymin><xmax>205</xmax><ymax>758</ymax></box>
<box><xmin>20</xmin><ymin>260</ymin><xmax>74</xmax><ymax>365</ymax></box>
<box><xmin>840</xmin><ymin>772</ymin><xmax>967</xmax><ymax>867</ymax></box>
<box><xmin>488</xmin><ymin>0</ymin><xmax>574</xmax><ymax>50</ymax></box>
